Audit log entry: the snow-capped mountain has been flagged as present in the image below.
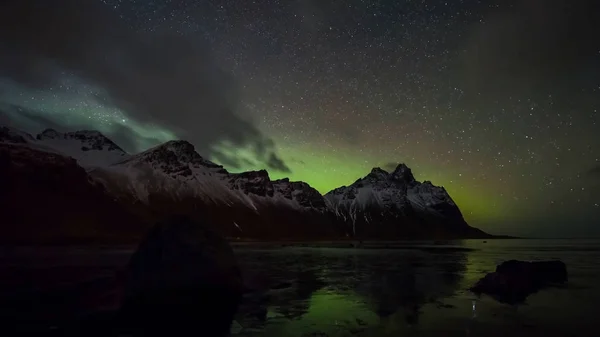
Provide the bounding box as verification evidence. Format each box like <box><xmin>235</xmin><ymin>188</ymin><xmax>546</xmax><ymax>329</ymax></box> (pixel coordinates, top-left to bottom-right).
<box><xmin>228</xmin><ymin>170</ymin><xmax>273</xmax><ymax>197</ymax></box>
<box><xmin>86</xmin><ymin>138</ymin><xmax>337</xmax><ymax>238</ymax></box>
<box><xmin>0</xmin><ymin>126</ymin><xmax>128</xmax><ymax>167</ymax></box>
<box><xmin>0</xmin><ymin>126</ymin><xmax>36</xmax><ymax>144</ymax></box>
<box><xmin>35</xmin><ymin>128</ymin><xmax>128</xmax><ymax>167</ymax></box>
<box><xmin>89</xmin><ymin>139</ymin><xmax>328</xmax><ymax>211</ymax></box>
<box><xmin>1</xmin><ymin>124</ymin><xmax>490</xmax><ymax>242</ymax></box>
<box><xmin>273</xmin><ymin>178</ymin><xmax>328</xmax><ymax>211</ymax></box>
<box><xmin>325</xmin><ymin>164</ymin><xmax>483</xmax><ymax>238</ymax></box>
<box><xmin>226</xmin><ymin>171</ymin><xmax>328</xmax><ymax>211</ymax></box>
<box><xmin>90</xmin><ymin>140</ymin><xmax>247</xmax><ymax>206</ymax></box>
<box><xmin>326</xmin><ymin>164</ymin><xmax>461</xmax><ymax>218</ymax></box>
<box><xmin>326</xmin><ymin>166</ymin><xmax>415</xmax><ymax>219</ymax></box>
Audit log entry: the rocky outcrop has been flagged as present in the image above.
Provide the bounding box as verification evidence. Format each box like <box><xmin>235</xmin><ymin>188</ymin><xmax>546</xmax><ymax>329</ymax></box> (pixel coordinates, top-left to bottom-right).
<box><xmin>229</xmin><ymin>170</ymin><xmax>274</xmax><ymax>197</ymax></box>
<box><xmin>470</xmin><ymin>260</ymin><xmax>568</xmax><ymax>304</ymax></box>
<box><xmin>119</xmin><ymin>216</ymin><xmax>242</xmax><ymax>337</ymax></box>
<box><xmin>228</xmin><ymin>172</ymin><xmax>329</xmax><ymax>211</ymax></box>
<box><xmin>273</xmin><ymin>178</ymin><xmax>328</xmax><ymax>211</ymax></box>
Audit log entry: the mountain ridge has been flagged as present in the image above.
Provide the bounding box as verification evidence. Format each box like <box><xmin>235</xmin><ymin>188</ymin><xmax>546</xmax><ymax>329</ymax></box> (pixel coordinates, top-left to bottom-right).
<box><xmin>0</xmin><ymin>124</ymin><xmax>492</xmax><ymax>243</ymax></box>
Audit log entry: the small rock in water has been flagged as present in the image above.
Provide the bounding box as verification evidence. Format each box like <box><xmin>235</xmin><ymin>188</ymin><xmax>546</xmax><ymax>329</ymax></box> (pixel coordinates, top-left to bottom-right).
<box><xmin>119</xmin><ymin>215</ymin><xmax>242</xmax><ymax>337</ymax></box>
<box><xmin>470</xmin><ymin>259</ymin><xmax>567</xmax><ymax>305</ymax></box>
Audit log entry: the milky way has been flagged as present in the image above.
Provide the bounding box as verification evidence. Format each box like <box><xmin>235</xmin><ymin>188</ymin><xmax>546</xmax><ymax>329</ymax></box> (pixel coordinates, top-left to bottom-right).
<box><xmin>1</xmin><ymin>0</ymin><xmax>599</xmax><ymax>236</ymax></box>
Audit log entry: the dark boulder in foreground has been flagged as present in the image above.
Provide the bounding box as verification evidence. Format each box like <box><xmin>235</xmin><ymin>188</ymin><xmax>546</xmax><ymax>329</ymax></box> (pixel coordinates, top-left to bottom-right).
<box><xmin>119</xmin><ymin>215</ymin><xmax>242</xmax><ymax>337</ymax></box>
<box><xmin>470</xmin><ymin>260</ymin><xmax>567</xmax><ymax>304</ymax></box>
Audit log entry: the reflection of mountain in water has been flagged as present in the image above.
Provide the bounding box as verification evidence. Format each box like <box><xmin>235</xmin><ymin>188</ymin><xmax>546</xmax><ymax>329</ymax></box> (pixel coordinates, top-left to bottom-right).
<box><xmin>235</xmin><ymin>250</ymin><xmax>329</xmax><ymax>331</ymax></box>
<box><xmin>324</xmin><ymin>247</ymin><xmax>468</xmax><ymax>326</ymax></box>
<box><xmin>268</xmin><ymin>269</ymin><xmax>326</xmax><ymax>319</ymax></box>
<box><xmin>233</xmin><ymin>245</ymin><xmax>470</xmax><ymax>335</ymax></box>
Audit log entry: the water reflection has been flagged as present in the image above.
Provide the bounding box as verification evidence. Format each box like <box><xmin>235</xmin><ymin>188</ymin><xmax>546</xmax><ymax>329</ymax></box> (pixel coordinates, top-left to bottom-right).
<box><xmin>1</xmin><ymin>241</ymin><xmax>596</xmax><ymax>336</ymax></box>
<box><xmin>233</xmin><ymin>245</ymin><xmax>470</xmax><ymax>336</ymax></box>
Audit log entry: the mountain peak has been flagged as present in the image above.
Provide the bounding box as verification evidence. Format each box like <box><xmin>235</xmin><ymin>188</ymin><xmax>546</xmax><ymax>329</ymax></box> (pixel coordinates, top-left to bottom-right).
<box><xmin>324</xmin><ymin>162</ymin><xmax>470</xmax><ymax>236</ymax></box>
<box><xmin>232</xmin><ymin>169</ymin><xmax>270</xmax><ymax>179</ymax></box>
<box><xmin>158</xmin><ymin>140</ymin><xmax>197</xmax><ymax>156</ymax></box>
<box><xmin>37</xmin><ymin>128</ymin><xmax>61</xmax><ymax>140</ymax></box>
<box><xmin>370</xmin><ymin>167</ymin><xmax>388</xmax><ymax>175</ymax></box>
<box><xmin>0</xmin><ymin>126</ymin><xmax>35</xmax><ymax>144</ymax></box>
<box><xmin>393</xmin><ymin>163</ymin><xmax>409</xmax><ymax>172</ymax></box>
<box><xmin>391</xmin><ymin>163</ymin><xmax>415</xmax><ymax>182</ymax></box>
<box><xmin>144</xmin><ymin>140</ymin><xmax>202</xmax><ymax>162</ymax></box>
<box><xmin>126</xmin><ymin>139</ymin><xmax>226</xmax><ymax>176</ymax></box>
<box><xmin>228</xmin><ymin>169</ymin><xmax>274</xmax><ymax>197</ymax></box>
<box><xmin>273</xmin><ymin>178</ymin><xmax>328</xmax><ymax>210</ymax></box>
<box><xmin>30</xmin><ymin>128</ymin><xmax>128</xmax><ymax>167</ymax></box>
<box><xmin>365</xmin><ymin>164</ymin><xmax>414</xmax><ymax>183</ymax></box>
<box><xmin>37</xmin><ymin>128</ymin><xmax>125</xmax><ymax>153</ymax></box>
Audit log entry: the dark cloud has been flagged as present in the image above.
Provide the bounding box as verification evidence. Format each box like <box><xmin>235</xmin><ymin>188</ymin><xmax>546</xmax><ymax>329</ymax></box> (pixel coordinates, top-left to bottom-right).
<box><xmin>460</xmin><ymin>0</ymin><xmax>600</xmax><ymax>96</ymax></box>
<box><xmin>266</xmin><ymin>153</ymin><xmax>291</xmax><ymax>173</ymax></box>
<box><xmin>210</xmin><ymin>151</ymin><xmax>243</xmax><ymax>171</ymax></box>
<box><xmin>0</xmin><ymin>0</ymin><xmax>290</xmax><ymax>172</ymax></box>
<box><xmin>210</xmin><ymin>150</ymin><xmax>257</xmax><ymax>172</ymax></box>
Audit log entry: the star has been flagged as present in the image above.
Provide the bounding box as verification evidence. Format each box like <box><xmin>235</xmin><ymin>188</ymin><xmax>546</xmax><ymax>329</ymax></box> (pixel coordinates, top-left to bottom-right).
<box><xmin>0</xmin><ymin>0</ymin><xmax>599</xmax><ymax>237</ymax></box>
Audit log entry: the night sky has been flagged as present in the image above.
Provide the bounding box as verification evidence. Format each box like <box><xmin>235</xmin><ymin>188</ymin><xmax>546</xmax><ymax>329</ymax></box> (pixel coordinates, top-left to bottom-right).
<box><xmin>1</xmin><ymin>0</ymin><xmax>599</xmax><ymax>237</ymax></box>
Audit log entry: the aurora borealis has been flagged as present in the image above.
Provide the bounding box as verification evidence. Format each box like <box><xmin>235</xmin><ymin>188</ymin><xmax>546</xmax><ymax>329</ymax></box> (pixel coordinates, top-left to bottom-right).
<box><xmin>1</xmin><ymin>0</ymin><xmax>599</xmax><ymax>237</ymax></box>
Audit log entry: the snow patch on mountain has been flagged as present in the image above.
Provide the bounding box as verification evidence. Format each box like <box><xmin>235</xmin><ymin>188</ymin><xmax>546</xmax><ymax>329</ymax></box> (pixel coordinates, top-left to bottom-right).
<box><xmin>407</xmin><ymin>181</ymin><xmax>456</xmax><ymax>214</ymax></box>
<box><xmin>91</xmin><ymin>140</ymin><xmax>241</xmax><ymax>205</ymax></box>
<box><xmin>90</xmin><ymin>139</ymin><xmax>323</xmax><ymax>213</ymax></box>
<box><xmin>228</xmin><ymin>170</ymin><xmax>273</xmax><ymax>197</ymax></box>
<box><xmin>325</xmin><ymin>165</ymin><xmax>413</xmax><ymax>214</ymax></box>
<box><xmin>119</xmin><ymin>140</ymin><xmax>228</xmax><ymax>177</ymax></box>
<box><xmin>325</xmin><ymin>163</ymin><xmax>460</xmax><ymax>225</ymax></box>
<box><xmin>272</xmin><ymin>178</ymin><xmax>328</xmax><ymax>211</ymax></box>
<box><xmin>0</xmin><ymin>126</ymin><xmax>36</xmax><ymax>144</ymax></box>
<box><xmin>35</xmin><ymin>129</ymin><xmax>128</xmax><ymax>167</ymax></box>
<box><xmin>226</xmin><ymin>170</ymin><xmax>328</xmax><ymax>211</ymax></box>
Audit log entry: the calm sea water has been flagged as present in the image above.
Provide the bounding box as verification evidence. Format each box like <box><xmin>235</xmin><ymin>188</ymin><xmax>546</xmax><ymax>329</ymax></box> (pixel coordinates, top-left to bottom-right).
<box><xmin>232</xmin><ymin>240</ymin><xmax>600</xmax><ymax>337</ymax></box>
<box><xmin>1</xmin><ymin>239</ymin><xmax>599</xmax><ymax>336</ymax></box>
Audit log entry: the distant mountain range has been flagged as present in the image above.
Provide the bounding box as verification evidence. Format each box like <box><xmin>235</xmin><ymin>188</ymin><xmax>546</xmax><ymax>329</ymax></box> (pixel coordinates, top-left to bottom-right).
<box><xmin>0</xmin><ymin>125</ymin><xmax>491</xmax><ymax>244</ymax></box>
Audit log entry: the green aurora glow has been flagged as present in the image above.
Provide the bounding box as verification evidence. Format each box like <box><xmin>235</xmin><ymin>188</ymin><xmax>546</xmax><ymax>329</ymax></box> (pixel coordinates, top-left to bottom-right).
<box><xmin>2</xmin><ymin>0</ymin><xmax>599</xmax><ymax>238</ymax></box>
<box><xmin>0</xmin><ymin>90</ymin><xmax>515</xmax><ymax>233</ymax></box>
<box><xmin>220</xmin><ymin>127</ymin><xmax>511</xmax><ymax>229</ymax></box>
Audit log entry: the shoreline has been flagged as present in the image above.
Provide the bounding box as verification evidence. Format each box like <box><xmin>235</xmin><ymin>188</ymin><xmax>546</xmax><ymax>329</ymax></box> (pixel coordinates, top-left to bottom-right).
<box><xmin>0</xmin><ymin>236</ymin><xmax>521</xmax><ymax>250</ymax></box>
